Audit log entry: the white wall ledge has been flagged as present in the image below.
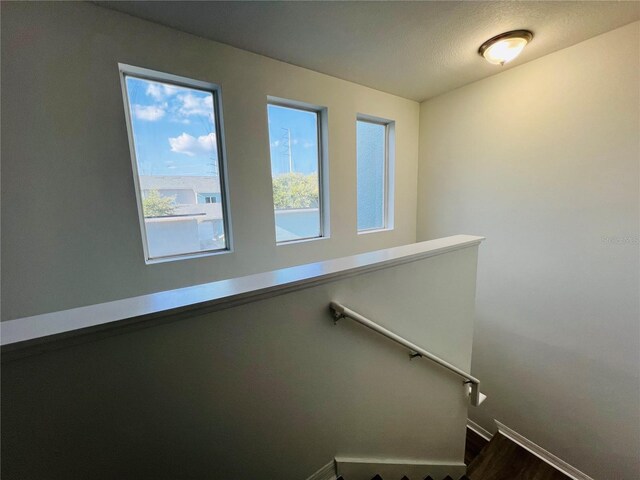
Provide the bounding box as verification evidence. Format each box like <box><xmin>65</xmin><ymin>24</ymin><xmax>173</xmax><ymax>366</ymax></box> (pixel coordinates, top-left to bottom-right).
<box><xmin>1</xmin><ymin>235</ymin><xmax>483</xmax><ymax>353</ymax></box>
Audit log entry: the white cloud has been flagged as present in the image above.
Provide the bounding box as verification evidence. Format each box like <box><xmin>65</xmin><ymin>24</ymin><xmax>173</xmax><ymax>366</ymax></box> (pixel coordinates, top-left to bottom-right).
<box><xmin>271</xmin><ymin>140</ymin><xmax>281</xmax><ymax>148</ymax></box>
<box><xmin>132</xmin><ymin>104</ymin><xmax>166</xmax><ymax>121</ymax></box>
<box><xmin>178</xmin><ymin>93</ymin><xmax>214</xmax><ymax>117</ymax></box>
<box><xmin>168</xmin><ymin>132</ymin><xmax>217</xmax><ymax>157</ymax></box>
<box><xmin>146</xmin><ymin>83</ymin><xmax>179</xmax><ymax>100</ymax></box>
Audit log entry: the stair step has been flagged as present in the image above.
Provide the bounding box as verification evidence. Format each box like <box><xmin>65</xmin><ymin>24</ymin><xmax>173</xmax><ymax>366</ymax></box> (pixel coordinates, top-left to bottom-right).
<box><xmin>338</xmin><ymin>472</ymin><xmax>471</xmax><ymax>480</ymax></box>
<box><xmin>467</xmin><ymin>432</ymin><xmax>571</xmax><ymax>479</ymax></box>
<box><xmin>465</xmin><ymin>427</ymin><xmax>489</xmax><ymax>466</ymax></box>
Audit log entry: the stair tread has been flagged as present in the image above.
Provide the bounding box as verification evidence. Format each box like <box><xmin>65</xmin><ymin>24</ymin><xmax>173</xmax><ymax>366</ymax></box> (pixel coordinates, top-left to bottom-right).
<box><xmin>467</xmin><ymin>432</ymin><xmax>572</xmax><ymax>480</ymax></box>
<box><xmin>465</xmin><ymin>427</ymin><xmax>489</xmax><ymax>465</ymax></box>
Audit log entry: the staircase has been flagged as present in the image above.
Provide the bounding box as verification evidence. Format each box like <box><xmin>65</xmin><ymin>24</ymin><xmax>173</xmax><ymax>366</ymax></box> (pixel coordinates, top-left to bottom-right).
<box><xmin>333</xmin><ymin>427</ymin><xmax>573</xmax><ymax>480</ymax></box>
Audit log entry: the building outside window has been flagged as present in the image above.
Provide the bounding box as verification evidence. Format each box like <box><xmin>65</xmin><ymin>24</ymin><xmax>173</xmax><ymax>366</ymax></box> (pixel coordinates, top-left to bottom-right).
<box><xmin>197</xmin><ymin>193</ymin><xmax>221</xmax><ymax>204</ymax></box>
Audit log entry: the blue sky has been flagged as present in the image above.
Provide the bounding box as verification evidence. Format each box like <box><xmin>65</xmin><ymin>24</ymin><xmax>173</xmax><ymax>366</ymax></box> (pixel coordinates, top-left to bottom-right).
<box><xmin>126</xmin><ymin>76</ymin><xmax>219</xmax><ymax>176</ymax></box>
<box><xmin>126</xmin><ymin>77</ymin><xmax>319</xmax><ymax>178</ymax></box>
<box><xmin>267</xmin><ymin>104</ymin><xmax>318</xmax><ymax>176</ymax></box>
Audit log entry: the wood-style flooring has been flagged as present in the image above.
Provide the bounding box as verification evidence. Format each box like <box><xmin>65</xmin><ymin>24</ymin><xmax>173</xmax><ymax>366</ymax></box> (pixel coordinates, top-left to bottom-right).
<box><xmin>466</xmin><ymin>431</ymin><xmax>571</xmax><ymax>480</ymax></box>
<box><xmin>465</xmin><ymin>427</ymin><xmax>489</xmax><ymax>465</ymax></box>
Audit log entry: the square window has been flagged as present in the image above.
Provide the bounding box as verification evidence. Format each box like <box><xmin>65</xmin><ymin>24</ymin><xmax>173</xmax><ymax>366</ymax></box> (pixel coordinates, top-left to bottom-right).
<box><xmin>120</xmin><ymin>65</ymin><xmax>230</xmax><ymax>262</ymax></box>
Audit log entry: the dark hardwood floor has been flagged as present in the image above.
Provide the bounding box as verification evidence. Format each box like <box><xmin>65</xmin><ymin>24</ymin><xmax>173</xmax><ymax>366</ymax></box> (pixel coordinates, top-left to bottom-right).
<box><xmin>466</xmin><ymin>432</ymin><xmax>571</xmax><ymax>480</ymax></box>
<box><xmin>465</xmin><ymin>428</ymin><xmax>489</xmax><ymax>465</ymax></box>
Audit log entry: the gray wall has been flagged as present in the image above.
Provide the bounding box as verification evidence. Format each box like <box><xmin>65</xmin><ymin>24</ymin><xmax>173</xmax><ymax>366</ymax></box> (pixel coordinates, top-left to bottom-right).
<box><xmin>1</xmin><ymin>245</ymin><xmax>480</xmax><ymax>480</ymax></box>
<box><xmin>0</xmin><ymin>2</ymin><xmax>419</xmax><ymax>320</ymax></box>
<box><xmin>417</xmin><ymin>22</ymin><xmax>640</xmax><ymax>480</ymax></box>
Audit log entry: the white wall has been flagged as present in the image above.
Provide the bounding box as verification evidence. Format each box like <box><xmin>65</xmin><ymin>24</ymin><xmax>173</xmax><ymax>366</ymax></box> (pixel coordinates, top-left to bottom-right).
<box><xmin>1</xmin><ymin>244</ymin><xmax>480</xmax><ymax>479</ymax></box>
<box><xmin>417</xmin><ymin>22</ymin><xmax>639</xmax><ymax>480</ymax></box>
<box><xmin>0</xmin><ymin>2</ymin><xmax>419</xmax><ymax>320</ymax></box>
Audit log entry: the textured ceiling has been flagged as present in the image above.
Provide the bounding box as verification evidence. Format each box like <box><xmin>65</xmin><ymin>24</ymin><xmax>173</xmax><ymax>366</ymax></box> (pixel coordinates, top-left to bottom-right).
<box><xmin>96</xmin><ymin>1</ymin><xmax>640</xmax><ymax>102</ymax></box>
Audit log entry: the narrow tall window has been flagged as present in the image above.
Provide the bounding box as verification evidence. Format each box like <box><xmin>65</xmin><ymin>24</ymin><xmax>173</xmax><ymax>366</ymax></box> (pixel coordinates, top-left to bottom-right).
<box><xmin>120</xmin><ymin>65</ymin><xmax>230</xmax><ymax>262</ymax></box>
<box><xmin>357</xmin><ymin>116</ymin><xmax>393</xmax><ymax>232</ymax></box>
<box><xmin>267</xmin><ymin>101</ymin><xmax>325</xmax><ymax>243</ymax></box>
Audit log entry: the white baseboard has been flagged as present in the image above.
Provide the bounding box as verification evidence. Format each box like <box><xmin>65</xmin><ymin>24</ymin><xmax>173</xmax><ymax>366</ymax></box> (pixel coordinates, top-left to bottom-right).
<box><xmin>335</xmin><ymin>457</ymin><xmax>466</xmax><ymax>480</ymax></box>
<box><xmin>305</xmin><ymin>460</ymin><xmax>337</xmax><ymax>480</ymax></box>
<box><xmin>495</xmin><ymin>420</ymin><xmax>594</xmax><ymax>480</ymax></box>
<box><xmin>466</xmin><ymin>418</ymin><xmax>493</xmax><ymax>441</ymax></box>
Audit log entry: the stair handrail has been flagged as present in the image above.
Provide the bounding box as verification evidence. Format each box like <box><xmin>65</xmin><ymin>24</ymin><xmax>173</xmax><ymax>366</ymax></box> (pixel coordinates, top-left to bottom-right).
<box><xmin>330</xmin><ymin>301</ymin><xmax>486</xmax><ymax>407</ymax></box>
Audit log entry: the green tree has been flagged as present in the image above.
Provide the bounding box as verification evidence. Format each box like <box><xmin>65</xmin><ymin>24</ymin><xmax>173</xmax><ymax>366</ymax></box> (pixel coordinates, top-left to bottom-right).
<box><xmin>272</xmin><ymin>172</ymin><xmax>319</xmax><ymax>210</ymax></box>
<box><xmin>142</xmin><ymin>190</ymin><xmax>176</xmax><ymax>217</ymax></box>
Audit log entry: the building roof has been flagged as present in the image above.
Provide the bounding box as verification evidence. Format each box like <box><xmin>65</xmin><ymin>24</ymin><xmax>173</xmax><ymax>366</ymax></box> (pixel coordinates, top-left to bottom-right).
<box><xmin>145</xmin><ymin>203</ymin><xmax>224</xmax><ymax>222</ymax></box>
<box><xmin>139</xmin><ymin>175</ymin><xmax>221</xmax><ymax>193</ymax></box>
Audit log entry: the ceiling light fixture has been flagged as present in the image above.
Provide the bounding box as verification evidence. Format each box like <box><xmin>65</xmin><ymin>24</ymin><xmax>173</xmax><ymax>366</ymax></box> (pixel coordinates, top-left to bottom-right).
<box><xmin>479</xmin><ymin>30</ymin><xmax>533</xmax><ymax>66</ymax></box>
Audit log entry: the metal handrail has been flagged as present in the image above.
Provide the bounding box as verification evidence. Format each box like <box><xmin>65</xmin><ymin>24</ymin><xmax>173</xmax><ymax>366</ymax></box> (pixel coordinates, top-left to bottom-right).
<box><xmin>329</xmin><ymin>301</ymin><xmax>486</xmax><ymax>407</ymax></box>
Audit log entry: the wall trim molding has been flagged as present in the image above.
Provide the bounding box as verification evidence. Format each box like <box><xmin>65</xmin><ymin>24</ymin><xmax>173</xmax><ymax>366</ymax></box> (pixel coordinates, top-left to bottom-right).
<box><xmin>495</xmin><ymin>420</ymin><xmax>594</xmax><ymax>480</ymax></box>
<box><xmin>466</xmin><ymin>419</ymin><xmax>493</xmax><ymax>441</ymax></box>
<box><xmin>335</xmin><ymin>457</ymin><xmax>466</xmax><ymax>480</ymax></box>
<box><xmin>305</xmin><ymin>460</ymin><xmax>337</xmax><ymax>480</ymax></box>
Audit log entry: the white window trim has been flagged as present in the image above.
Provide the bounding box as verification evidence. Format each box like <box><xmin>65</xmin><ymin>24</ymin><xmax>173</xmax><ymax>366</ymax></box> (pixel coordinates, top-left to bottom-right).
<box><xmin>118</xmin><ymin>64</ymin><xmax>234</xmax><ymax>264</ymax></box>
<box><xmin>356</xmin><ymin>113</ymin><xmax>395</xmax><ymax>234</ymax></box>
<box><xmin>267</xmin><ymin>96</ymin><xmax>330</xmax><ymax>245</ymax></box>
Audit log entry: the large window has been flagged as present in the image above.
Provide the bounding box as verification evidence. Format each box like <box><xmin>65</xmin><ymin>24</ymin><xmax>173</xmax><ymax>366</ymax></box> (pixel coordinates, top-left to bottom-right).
<box><xmin>120</xmin><ymin>65</ymin><xmax>230</xmax><ymax>262</ymax></box>
<box><xmin>357</xmin><ymin>116</ymin><xmax>393</xmax><ymax>232</ymax></box>
<box><xmin>267</xmin><ymin>100</ymin><xmax>326</xmax><ymax>243</ymax></box>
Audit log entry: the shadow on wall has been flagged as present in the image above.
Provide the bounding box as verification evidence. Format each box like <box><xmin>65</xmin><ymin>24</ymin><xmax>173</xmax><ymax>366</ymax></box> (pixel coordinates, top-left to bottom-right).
<box><xmin>469</xmin><ymin>311</ymin><xmax>639</xmax><ymax>477</ymax></box>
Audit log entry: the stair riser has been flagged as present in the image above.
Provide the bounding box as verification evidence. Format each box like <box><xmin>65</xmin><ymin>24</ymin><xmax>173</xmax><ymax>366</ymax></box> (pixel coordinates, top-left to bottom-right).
<box><xmin>336</xmin><ymin>458</ymin><xmax>466</xmax><ymax>480</ymax></box>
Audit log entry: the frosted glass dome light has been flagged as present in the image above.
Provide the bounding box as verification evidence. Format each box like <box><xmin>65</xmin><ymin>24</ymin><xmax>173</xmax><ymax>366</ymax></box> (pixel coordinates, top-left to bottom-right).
<box><xmin>479</xmin><ymin>30</ymin><xmax>533</xmax><ymax>65</ymax></box>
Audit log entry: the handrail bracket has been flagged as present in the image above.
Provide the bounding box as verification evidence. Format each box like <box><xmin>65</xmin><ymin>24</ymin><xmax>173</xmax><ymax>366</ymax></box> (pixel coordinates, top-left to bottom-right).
<box><xmin>331</xmin><ymin>312</ymin><xmax>346</xmax><ymax>325</ymax></box>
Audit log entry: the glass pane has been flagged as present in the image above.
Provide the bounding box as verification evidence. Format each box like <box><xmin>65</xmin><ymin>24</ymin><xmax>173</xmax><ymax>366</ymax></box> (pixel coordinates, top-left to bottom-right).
<box><xmin>267</xmin><ymin>104</ymin><xmax>321</xmax><ymax>242</ymax></box>
<box><xmin>124</xmin><ymin>76</ymin><xmax>227</xmax><ymax>259</ymax></box>
<box><xmin>357</xmin><ymin>120</ymin><xmax>386</xmax><ymax>231</ymax></box>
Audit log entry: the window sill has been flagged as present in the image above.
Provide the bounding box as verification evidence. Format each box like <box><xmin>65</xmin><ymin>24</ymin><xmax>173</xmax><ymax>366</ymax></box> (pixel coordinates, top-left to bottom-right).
<box><xmin>276</xmin><ymin>235</ymin><xmax>329</xmax><ymax>247</ymax></box>
<box><xmin>145</xmin><ymin>247</ymin><xmax>232</xmax><ymax>265</ymax></box>
<box><xmin>358</xmin><ymin>227</ymin><xmax>393</xmax><ymax>236</ymax></box>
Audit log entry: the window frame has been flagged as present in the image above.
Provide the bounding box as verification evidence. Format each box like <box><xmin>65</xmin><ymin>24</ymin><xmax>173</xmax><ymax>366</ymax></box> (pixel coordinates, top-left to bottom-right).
<box><xmin>119</xmin><ymin>63</ymin><xmax>233</xmax><ymax>264</ymax></box>
<box><xmin>356</xmin><ymin>114</ymin><xmax>395</xmax><ymax>234</ymax></box>
<box><xmin>267</xmin><ymin>96</ymin><xmax>330</xmax><ymax>244</ymax></box>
